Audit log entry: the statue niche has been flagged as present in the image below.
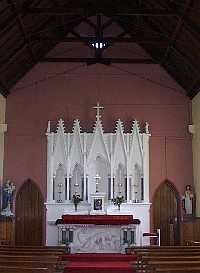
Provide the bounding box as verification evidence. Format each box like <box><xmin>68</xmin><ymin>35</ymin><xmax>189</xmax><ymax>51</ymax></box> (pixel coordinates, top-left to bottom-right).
<box><xmin>95</xmin><ymin>156</ymin><xmax>109</xmax><ymax>195</ymax></box>
<box><xmin>70</xmin><ymin>164</ymin><xmax>83</xmax><ymax>200</ymax></box>
<box><xmin>131</xmin><ymin>164</ymin><xmax>143</xmax><ymax>202</ymax></box>
<box><xmin>114</xmin><ymin>164</ymin><xmax>126</xmax><ymax>199</ymax></box>
<box><xmin>54</xmin><ymin>163</ymin><xmax>66</xmax><ymax>202</ymax></box>
<box><xmin>87</xmin><ymin>155</ymin><xmax>109</xmax><ymax>198</ymax></box>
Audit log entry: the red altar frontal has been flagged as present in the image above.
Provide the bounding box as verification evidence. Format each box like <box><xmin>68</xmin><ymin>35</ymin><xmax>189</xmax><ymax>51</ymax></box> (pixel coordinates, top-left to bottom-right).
<box><xmin>56</xmin><ymin>215</ymin><xmax>141</xmax><ymax>253</ymax></box>
<box><xmin>56</xmin><ymin>214</ymin><xmax>140</xmax><ymax>225</ymax></box>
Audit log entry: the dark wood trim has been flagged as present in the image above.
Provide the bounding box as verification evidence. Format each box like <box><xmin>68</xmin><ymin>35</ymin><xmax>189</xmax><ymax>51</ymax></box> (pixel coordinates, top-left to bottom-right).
<box><xmin>26</xmin><ymin>8</ymin><xmax>179</xmax><ymax>17</ymax></box>
<box><xmin>41</xmin><ymin>57</ymin><xmax>157</xmax><ymax>64</ymax></box>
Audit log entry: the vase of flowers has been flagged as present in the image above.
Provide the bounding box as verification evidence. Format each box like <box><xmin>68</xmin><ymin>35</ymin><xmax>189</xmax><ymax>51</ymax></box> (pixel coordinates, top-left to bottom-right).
<box><xmin>112</xmin><ymin>195</ymin><xmax>124</xmax><ymax>210</ymax></box>
<box><xmin>72</xmin><ymin>194</ymin><xmax>82</xmax><ymax>211</ymax></box>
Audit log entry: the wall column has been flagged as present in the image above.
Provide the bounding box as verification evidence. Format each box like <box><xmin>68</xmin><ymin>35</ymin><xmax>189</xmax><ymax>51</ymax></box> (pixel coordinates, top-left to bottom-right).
<box><xmin>192</xmin><ymin>93</ymin><xmax>200</xmax><ymax>216</ymax></box>
<box><xmin>0</xmin><ymin>95</ymin><xmax>6</xmax><ymax>185</ymax></box>
<box><xmin>83</xmin><ymin>133</ymin><xmax>87</xmax><ymax>201</ymax></box>
<box><xmin>46</xmin><ymin>132</ymin><xmax>54</xmax><ymax>202</ymax></box>
<box><xmin>143</xmin><ymin>133</ymin><xmax>150</xmax><ymax>203</ymax></box>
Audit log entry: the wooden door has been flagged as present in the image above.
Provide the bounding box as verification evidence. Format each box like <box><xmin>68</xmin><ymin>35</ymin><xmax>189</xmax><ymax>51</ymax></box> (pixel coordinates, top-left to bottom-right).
<box><xmin>153</xmin><ymin>181</ymin><xmax>180</xmax><ymax>245</ymax></box>
<box><xmin>15</xmin><ymin>180</ymin><xmax>44</xmax><ymax>245</ymax></box>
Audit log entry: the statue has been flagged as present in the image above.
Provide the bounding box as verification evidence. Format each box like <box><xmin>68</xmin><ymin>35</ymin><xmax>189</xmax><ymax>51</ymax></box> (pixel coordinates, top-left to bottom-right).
<box><xmin>1</xmin><ymin>179</ymin><xmax>15</xmax><ymax>217</ymax></box>
<box><xmin>145</xmin><ymin>122</ymin><xmax>150</xmax><ymax>134</ymax></box>
<box><xmin>182</xmin><ymin>185</ymin><xmax>194</xmax><ymax>216</ymax></box>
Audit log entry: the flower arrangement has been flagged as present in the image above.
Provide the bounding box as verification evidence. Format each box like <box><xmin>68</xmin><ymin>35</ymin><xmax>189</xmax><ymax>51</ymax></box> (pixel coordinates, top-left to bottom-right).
<box><xmin>72</xmin><ymin>194</ymin><xmax>82</xmax><ymax>211</ymax></box>
<box><xmin>112</xmin><ymin>195</ymin><xmax>124</xmax><ymax>210</ymax></box>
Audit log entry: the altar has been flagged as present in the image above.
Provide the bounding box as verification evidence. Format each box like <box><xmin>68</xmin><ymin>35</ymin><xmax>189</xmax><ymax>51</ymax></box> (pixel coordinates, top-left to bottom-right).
<box><xmin>56</xmin><ymin>215</ymin><xmax>140</xmax><ymax>253</ymax></box>
<box><xmin>45</xmin><ymin>103</ymin><xmax>151</xmax><ymax>248</ymax></box>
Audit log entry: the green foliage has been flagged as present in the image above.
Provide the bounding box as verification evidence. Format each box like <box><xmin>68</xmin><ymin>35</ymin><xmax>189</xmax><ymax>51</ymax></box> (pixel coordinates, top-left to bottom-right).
<box><xmin>59</xmin><ymin>238</ymin><xmax>69</xmax><ymax>245</ymax></box>
<box><xmin>72</xmin><ymin>194</ymin><xmax>82</xmax><ymax>205</ymax></box>
<box><xmin>125</xmin><ymin>239</ymin><xmax>132</xmax><ymax>246</ymax></box>
<box><xmin>112</xmin><ymin>196</ymin><xmax>124</xmax><ymax>207</ymax></box>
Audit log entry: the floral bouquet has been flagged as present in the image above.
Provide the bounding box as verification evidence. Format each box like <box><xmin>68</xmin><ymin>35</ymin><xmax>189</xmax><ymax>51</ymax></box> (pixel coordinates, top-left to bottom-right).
<box><xmin>72</xmin><ymin>194</ymin><xmax>82</xmax><ymax>211</ymax></box>
<box><xmin>112</xmin><ymin>195</ymin><xmax>124</xmax><ymax>210</ymax></box>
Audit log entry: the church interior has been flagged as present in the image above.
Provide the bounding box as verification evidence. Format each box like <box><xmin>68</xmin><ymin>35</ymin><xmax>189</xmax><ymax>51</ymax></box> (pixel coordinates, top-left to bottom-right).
<box><xmin>1</xmin><ymin>0</ymin><xmax>200</xmax><ymax>272</ymax></box>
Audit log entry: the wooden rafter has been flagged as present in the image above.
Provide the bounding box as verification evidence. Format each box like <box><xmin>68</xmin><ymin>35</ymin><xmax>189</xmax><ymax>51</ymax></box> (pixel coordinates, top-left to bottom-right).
<box><xmin>30</xmin><ymin>36</ymin><xmax>169</xmax><ymax>45</ymax></box>
<box><xmin>82</xmin><ymin>17</ymin><xmax>97</xmax><ymax>29</ymax></box>
<box><xmin>26</xmin><ymin>7</ymin><xmax>179</xmax><ymax>17</ymax></box>
<box><xmin>0</xmin><ymin>0</ymin><xmax>40</xmax><ymax>36</ymax></box>
<box><xmin>168</xmin><ymin>1</ymin><xmax>200</xmax><ymax>38</ymax></box>
<box><xmin>161</xmin><ymin>0</ymin><xmax>194</xmax><ymax>65</ymax></box>
<box><xmin>0</xmin><ymin>12</ymin><xmax>84</xmax><ymax>74</ymax></box>
<box><xmin>0</xmin><ymin>44</ymin><xmax>27</xmax><ymax>74</ymax></box>
<box><xmin>40</xmin><ymin>57</ymin><xmax>157</xmax><ymax>64</ymax></box>
<box><xmin>8</xmin><ymin>0</ymin><xmax>36</xmax><ymax>62</ymax></box>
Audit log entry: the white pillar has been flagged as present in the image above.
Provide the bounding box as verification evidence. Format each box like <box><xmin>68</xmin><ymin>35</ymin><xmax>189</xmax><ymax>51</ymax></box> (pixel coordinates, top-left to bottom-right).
<box><xmin>130</xmin><ymin>175</ymin><xmax>135</xmax><ymax>201</ymax></box>
<box><xmin>66</xmin><ymin>176</ymin><xmax>70</xmax><ymax>200</ymax></box>
<box><xmin>46</xmin><ymin>133</ymin><xmax>54</xmax><ymax>202</ymax></box>
<box><xmin>87</xmin><ymin>176</ymin><xmax>91</xmax><ymax>203</ymax></box>
<box><xmin>126</xmin><ymin>175</ymin><xmax>130</xmax><ymax>202</ymax></box>
<box><xmin>143</xmin><ymin>133</ymin><xmax>150</xmax><ymax>202</ymax></box>
<box><xmin>67</xmin><ymin>133</ymin><xmax>70</xmax><ymax>200</ymax></box>
<box><xmin>126</xmin><ymin>134</ymin><xmax>130</xmax><ymax>202</ymax></box>
<box><xmin>83</xmin><ymin>133</ymin><xmax>87</xmax><ymax>201</ymax></box>
<box><xmin>110</xmin><ymin>134</ymin><xmax>114</xmax><ymax>200</ymax></box>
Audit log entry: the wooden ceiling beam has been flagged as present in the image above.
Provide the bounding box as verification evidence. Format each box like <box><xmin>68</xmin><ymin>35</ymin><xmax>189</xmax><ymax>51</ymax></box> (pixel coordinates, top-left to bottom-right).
<box><xmin>8</xmin><ymin>0</ymin><xmax>37</xmax><ymax>62</ymax></box>
<box><xmin>170</xmin><ymin>46</ymin><xmax>200</xmax><ymax>98</ymax></box>
<box><xmin>172</xmin><ymin>46</ymin><xmax>199</xmax><ymax>75</ymax></box>
<box><xmin>31</xmin><ymin>36</ymin><xmax>169</xmax><ymax>46</ymax></box>
<box><xmin>26</xmin><ymin>7</ymin><xmax>179</xmax><ymax>17</ymax></box>
<box><xmin>26</xmin><ymin>16</ymin><xmax>82</xmax><ymax>41</ymax></box>
<box><xmin>102</xmin><ymin>18</ymin><xmax>114</xmax><ymax>30</ymax></box>
<box><xmin>161</xmin><ymin>0</ymin><xmax>194</xmax><ymax>65</ymax></box>
<box><xmin>168</xmin><ymin>1</ymin><xmax>200</xmax><ymax>36</ymax></box>
<box><xmin>40</xmin><ymin>57</ymin><xmax>157</xmax><ymax>64</ymax></box>
<box><xmin>82</xmin><ymin>17</ymin><xmax>97</xmax><ymax>30</ymax></box>
<box><xmin>0</xmin><ymin>44</ymin><xmax>27</xmax><ymax>73</ymax></box>
<box><xmin>0</xmin><ymin>13</ymin><xmax>84</xmax><ymax>75</ymax></box>
<box><xmin>0</xmin><ymin>0</ymin><xmax>40</xmax><ymax>36</ymax></box>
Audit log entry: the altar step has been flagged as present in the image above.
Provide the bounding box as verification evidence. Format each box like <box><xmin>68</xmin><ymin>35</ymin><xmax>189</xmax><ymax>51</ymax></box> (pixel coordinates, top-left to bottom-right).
<box><xmin>63</xmin><ymin>253</ymin><xmax>136</xmax><ymax>273</ymax></box>
<box><xmin>61</xmin><ymin>253</ymin><xmax>136</xmax><ymax>262</ymax></box>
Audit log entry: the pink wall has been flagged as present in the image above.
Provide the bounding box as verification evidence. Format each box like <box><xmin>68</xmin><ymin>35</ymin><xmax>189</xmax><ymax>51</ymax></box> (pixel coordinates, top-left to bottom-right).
<box><xmin>4</xmin><ymin>59</ymin><xmax>193</xmax><ymax>202</ymax></box>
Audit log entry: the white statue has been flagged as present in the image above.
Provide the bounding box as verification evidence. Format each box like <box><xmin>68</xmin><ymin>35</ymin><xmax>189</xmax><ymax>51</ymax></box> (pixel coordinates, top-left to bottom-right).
<box><xmin>145</xmin><ymin>122</ymin><xmax>150</xmax><ymax>134</ymax></box>
<box><xmin>182</xmin><ymin>185</ymin><xmax>194</xmax><ymax>215</ymax></box>
<box><xmin>1</xmin><ymin>180</ymin><xmax>15</xmax><ymax>217</ymax></box>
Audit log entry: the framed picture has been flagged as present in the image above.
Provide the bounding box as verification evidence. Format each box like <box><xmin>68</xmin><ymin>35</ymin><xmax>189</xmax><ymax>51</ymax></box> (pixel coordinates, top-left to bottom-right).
<box><xmin>94</xmin><ymin>198</ymin><xmax>102</xmax><ymax>210</ymax></box>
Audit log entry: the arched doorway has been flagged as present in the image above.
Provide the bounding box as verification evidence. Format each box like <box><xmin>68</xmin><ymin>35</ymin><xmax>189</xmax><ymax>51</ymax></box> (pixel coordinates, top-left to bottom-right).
<box><xmin>15</xmin><ymin>179</ymin><xmax>44</xmax><ymax>245</ymax></box>
<box><xmin>153</xmin><ymin>180</ymin><xmax>180</xmax><ymax>245</ymax></box>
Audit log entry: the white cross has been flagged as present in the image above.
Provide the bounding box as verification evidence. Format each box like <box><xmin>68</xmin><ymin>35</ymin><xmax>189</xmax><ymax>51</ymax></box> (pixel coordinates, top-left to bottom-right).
<box><xmin>93</xmin><ymin>102</ymin><xmax>104</xmax><ymax>120</ymax></box>
<box><xmin>94</xmin><ymin>173</ymin><xmax>101</xmax><ymax>192</ymax></box>
<box><xmin>94</xmin><ymin>173</ymin><xmax>101</xmax><ymax>181</ymax></box>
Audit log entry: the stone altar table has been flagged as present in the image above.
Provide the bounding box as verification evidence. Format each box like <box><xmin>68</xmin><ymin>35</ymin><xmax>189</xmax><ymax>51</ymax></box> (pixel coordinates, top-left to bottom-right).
<box><xmin>56</xmin><ymin>215</ymin><xmax>140</xmax><ymax>253</ymax></box>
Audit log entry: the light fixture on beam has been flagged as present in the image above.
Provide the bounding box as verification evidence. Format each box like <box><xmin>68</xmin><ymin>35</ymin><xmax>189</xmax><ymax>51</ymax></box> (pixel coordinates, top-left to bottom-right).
<box><xmin>91</xmin><ymin>41</ymin><xmax>106</xmax><ymax>49</ymax></box>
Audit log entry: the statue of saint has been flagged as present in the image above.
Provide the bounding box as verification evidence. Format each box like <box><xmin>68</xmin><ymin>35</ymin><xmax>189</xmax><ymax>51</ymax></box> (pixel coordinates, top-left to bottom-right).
<box><xmin>145</xmin><ymin>122</ymin><xmax>150</xmax><ymax>134</ymax></box>
<box><xmin>182</xmin><ymin>185</ymin><xmax>194</xmax><ymax>215</ymax></box>
<box><xmin>1</xmin><ymin>179</ymin><xmax>15</xmax><ymax>217</ymax></box>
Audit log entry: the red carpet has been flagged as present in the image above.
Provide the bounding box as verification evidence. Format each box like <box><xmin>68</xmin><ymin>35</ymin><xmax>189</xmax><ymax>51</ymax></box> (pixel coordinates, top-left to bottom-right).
<box><xmin>62</xmin><ymin>253</ymin><xmax>136</xmax><ymax>273</ymax></box>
